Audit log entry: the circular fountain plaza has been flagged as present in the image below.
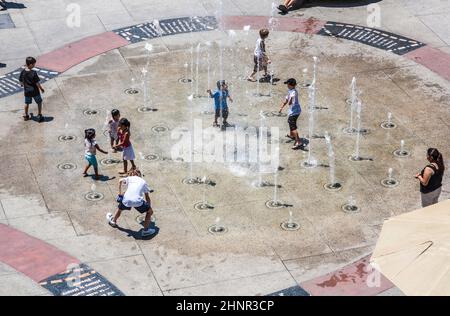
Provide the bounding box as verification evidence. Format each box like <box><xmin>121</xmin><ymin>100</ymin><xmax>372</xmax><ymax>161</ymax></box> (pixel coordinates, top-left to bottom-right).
<box><xmin>1</xmin><ymin>25</ymin><xmax>450</xmax><ymax>295</ymax></box>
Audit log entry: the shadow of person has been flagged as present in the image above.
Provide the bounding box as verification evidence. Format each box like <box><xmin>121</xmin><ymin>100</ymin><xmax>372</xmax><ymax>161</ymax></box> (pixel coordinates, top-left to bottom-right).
<box><xmin>30</xmin><ymin>114</ymin><xmax>54</xmax><ymax>123</ymax></box>
<box><xmin>90</xmin><ymin>174</ymin><xmax>116</xmax><ymax>182</ymax></box>
<box><xmin>277</xmin><ymin>0</ymin><xmax>382</xmax><ymax>15</ymax></box>
<box><xmin>0</xmin><ymin>63</ymin><xmax>6</xmax><ymax>68</ymax></box>
<box><xmin>305</xmin><ymin>0</ymin><xmax>382</xmax><ymax>8</ymax></box>
<box><xmin>1</xmin><ymin>1</ymin><xmax>27</xmax><ymax>10</ymax></box>
<box><xmin>117</xmin><ymin>224</ymin><xmax>159</xmax><ymax>241</ymax></box>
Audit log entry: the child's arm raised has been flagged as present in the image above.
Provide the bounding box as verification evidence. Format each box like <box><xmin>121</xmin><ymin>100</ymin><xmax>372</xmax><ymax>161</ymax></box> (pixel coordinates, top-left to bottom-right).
<box><xmin>206</xmin><ymin>89</ymin><xmax>213</xmax><ymax>98</ymax></box>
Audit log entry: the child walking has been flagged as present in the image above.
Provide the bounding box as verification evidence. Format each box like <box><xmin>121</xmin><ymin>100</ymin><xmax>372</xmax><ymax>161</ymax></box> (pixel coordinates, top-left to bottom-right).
<box><xmin>207</xmin><ymin>80</ymin><xmax>233</xmax><ymax>128</ymax></box>
<box><xmin>248</xmin><ymin>29</ymin><xmax>271</xmax><ymax>82</ymax></box>
<box><xmin>114</xmin><ymin>118</ymin><xmax>136</xmax><ymax>175</ymax></box>
<box><xmin>19</xmin><ymin>57</ymin><xmax>45</xmax><ymax>122</ymax></box>
<box><xmin>83</xmin><ymin>128</ymin><xmax>108</xmax><ymax>180</ymax></box>
<box><xmin>108</xmin><ymin>109</ymin><xmax>121</xmax><ymax>152</ymax></box>
<box><xmin>279</xmin><ymin>78</ymin><xmax>303</xmax><ymax>150</ymax></box>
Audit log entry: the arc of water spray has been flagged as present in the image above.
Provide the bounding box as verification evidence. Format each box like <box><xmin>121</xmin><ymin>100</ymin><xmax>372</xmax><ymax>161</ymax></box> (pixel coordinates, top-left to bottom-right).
<box><xmin>353</xmin><ymin>101</ymin><xmax>362</xmax><ymax>160</ymax></box>
<box><xmin>324</xmin><ymin>132</ymin><xmax>337</xmax><ymax>186</ymax></box>
<box><xmin>141</xmin><ymin>67</ymin><xmax>150</xmax><ymax>110</ymax></box>
<box><xmin>257</xmin><ymin>110</ymin><xmax>267</xmax><ymax>186</ymax></box>
<box><xmin>348</xmin><ymin>77</ymin><xmax>357</xmax><ymax>132</ymax></box>
<box><xmin>306</xmin><ymin>85</ymin><xmax>317</xmax><ymax>167</ymax></box>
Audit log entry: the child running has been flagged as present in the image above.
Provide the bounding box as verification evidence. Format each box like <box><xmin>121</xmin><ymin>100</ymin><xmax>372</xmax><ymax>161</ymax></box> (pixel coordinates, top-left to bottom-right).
<box><xmin>207</xmin><ymin>80</ymin><xmax>233</xmax><ymax>128</ymax></box>
<box><xmin>279</xmin><ymin>78</ymin><xmax>303</xmax><ymax>150</ymax></box>
<box><xmin>108</xmin><ymin>109</ymin><xmax>121</xmax><ymax>152</ymax></box>
<box><xmin>19</xmin><ymin>57</ymin><xmax>45</xmax><ymax>122</ymax></box>
<box><xmin>83</xmin><ymin>128</ymin><xmax>108</xmax><ymax>180</ymax></box>
<box><xmin>114</xmin><ymin>118</ymin><xmax>136</xmax><ymax>175</ymax></box>
<box><xmin>106</xmin><ymin>169</ymin><xmax>156</xmax><ymax>237</ymax></box>
<box><xmin>248</xmin><ymin>28</ymin><xmax>271</xmax><ymax>82</ymax></box>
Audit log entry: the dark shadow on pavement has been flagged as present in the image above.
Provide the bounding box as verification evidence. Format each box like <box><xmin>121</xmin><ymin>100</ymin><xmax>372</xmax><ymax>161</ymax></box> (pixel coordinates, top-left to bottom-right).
<box><xmin>117</xmin><ymin>223</ymin><xmax>159</xmax><ymax>241</ymax></box>
<box><xmin>30</xmin><ymin>114</ymin><xmax>54</xmax><ymax>123</ymax></box>
<box><xmin>277</xmin><ymin>0</ymin><xmax>382</xmax><ymax>15</ymax></box>
<box><xmin>0</xmin><ymin>63</ymin><xmax>6</xmax><ymax>68</ymax></box>
<box><xmin>305</xmin><ymin>0</ymin><xmax>382</xmax><ymax>8</ymax></box>
<box><xmin>1</xmin><ymin>1</ymin><xmax>27</xmax><ymax>10</ymax></box>
<box><xmin>92</xmin><ymin>175</ymin><xmax>116</xmax><ymax>182</ymax></box>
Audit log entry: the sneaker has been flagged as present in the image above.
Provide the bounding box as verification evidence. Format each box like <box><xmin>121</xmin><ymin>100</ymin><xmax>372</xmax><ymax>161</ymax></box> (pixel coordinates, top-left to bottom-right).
<box><xmin>141</xmin><ymin>228</ymin><xmax>156</xmax><ymax>237</ymax></box>
<box><xmin>106</xmin><ymin>213</ymin><xmax>117</xmax><ymax>227</ymax></box>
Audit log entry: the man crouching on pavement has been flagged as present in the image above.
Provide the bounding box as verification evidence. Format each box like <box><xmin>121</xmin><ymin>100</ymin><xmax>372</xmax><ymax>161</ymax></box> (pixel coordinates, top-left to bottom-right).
<box><xmin>107</xmin><ymin>169</ymin><xmax>156</xmax><ymax>237</ymax></box>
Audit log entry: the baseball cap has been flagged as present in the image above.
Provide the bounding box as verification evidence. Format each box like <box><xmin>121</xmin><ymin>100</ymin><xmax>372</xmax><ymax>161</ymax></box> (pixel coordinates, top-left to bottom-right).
<box><xmin>284</xmin><ymin>78</ymin><xmax>297</xmax><ymax>85</ymax></box>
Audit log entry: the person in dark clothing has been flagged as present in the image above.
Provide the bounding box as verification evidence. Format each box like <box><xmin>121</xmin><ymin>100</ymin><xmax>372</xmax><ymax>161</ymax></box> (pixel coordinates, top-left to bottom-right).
<box><xmin>415</xmin><ymin>148</ymin><xmax>445</xmax><ymax>207</ymax></box>
<box><xmin>19</xmin><ymin>57</ymin><xmax>45</xmax><ymax>122</ymax></box>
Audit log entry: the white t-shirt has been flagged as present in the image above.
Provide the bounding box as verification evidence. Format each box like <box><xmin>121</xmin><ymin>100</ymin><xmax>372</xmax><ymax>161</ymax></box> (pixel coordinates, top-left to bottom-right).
<box><xmin>286</xmin><ymin>89</ymin><xmax>301</xmax><ymax>116</ymax></box>
<box><xmin>85</xmin><ymin>139</ymin><xmax>97</xmax><ymax>155</ymax></box>
<box><xmin>254</xmin><ymin>38</ymin><xmax>264</xmax><ymax>58</ymax></box>
<box><xmin>122</xmin><ymin>176</ymin><xmax>151</xmax><ymax>207</ymax></box>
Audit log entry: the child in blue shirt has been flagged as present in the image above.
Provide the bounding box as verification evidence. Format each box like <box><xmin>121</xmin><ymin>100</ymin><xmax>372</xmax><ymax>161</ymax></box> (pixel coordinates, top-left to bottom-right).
<box><xmin>207</xmin><ymin>80</ymin><xmax>233</xmax><ymax>128</ymax></box>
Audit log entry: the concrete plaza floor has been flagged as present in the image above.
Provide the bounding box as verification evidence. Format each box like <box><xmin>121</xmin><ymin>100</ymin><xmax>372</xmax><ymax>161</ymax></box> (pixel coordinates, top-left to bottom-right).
<box><xmin>0</xmin><ymin>0</ymin><xmax>450</xmax><ymax>296</ymax></box>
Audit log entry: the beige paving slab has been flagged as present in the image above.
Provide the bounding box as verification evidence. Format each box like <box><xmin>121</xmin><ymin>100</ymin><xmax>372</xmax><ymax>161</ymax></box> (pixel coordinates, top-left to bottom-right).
<box><xmin>27</xmin><ymin>15</ymin><xmax>107</xmax><ymax>54</ymax></box>
<box><xmin>0</xmin><ymin>273</ymin><xmax>49</xmax><ymax>296</ymax></box>
<box><xmin>8</xmin><ymin>211</ymin><xmax>77</xmax><ymax>241</ymax></box>
<box><xmin>88</xmin><ymin>255</ymin><xmax>163</xmax><ymax>296</ymax></box>
<box><xmin>165</xmin><ymin>270</ymin><xmax>297</xmax><ymax>296</ymax></box>
<box><xmin>48</xmin><ymin>234</ymin><xmax>142</xmax><ymax>263</ymax></box>
<box><xmin>0</xmin><ymin>262</ymin><xmax>16</xmax><ymax>277</ymax></box>
<box><xmin>1</xmin><ymin>194</ymin><xmax>48</xmax><ymax>219</ymax></box>
<box><xmin>139</xmin><ymin>235</ymin><xmax>286</xmax><ymax>291</ymax></box>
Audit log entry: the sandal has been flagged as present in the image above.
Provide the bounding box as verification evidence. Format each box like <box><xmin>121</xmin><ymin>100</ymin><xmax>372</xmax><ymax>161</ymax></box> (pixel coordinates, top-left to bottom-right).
<box><xmin>23</xmin><ymin>115</ymin><xmax>30</xmax><ymax>121</ymax></box>
<box><xmin>37</xmin><ymin>114</ymin><xmax>44</xmax><ymax>123</ymax></box>
<box><xmin>247</xmin><ymin>77</ymin><xmax>257</xmax><ymax>82</ymax></box>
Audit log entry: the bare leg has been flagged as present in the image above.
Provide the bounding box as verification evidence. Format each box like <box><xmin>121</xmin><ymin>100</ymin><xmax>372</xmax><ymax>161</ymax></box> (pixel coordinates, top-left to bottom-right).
<box><xmin>24</xmin><ymin>104</ymin><xmax>29</xmax><ymax>117</ymax></box>
<box><xmin>286</xmin><ymin>0</ymin><xmax>296</xmax><ymax>9</ymax></box>
<box><xmin>93</xmin><ymin>166</ymin><xmax>100</xmax><ymax>180</ymax></box>
<box><xmin>291</xmin><ymin>129</ymin><xmax>301</xmax><ymax>146</ymax></box>
<box><xmin>37</xmin><ymin>102</ymin><xmax>42</xmax><ymax>116</ymax></box>
<box><xmin>83</xmin><ymin>164</ymin><xmax>91</xmax><ymax>176</ymax></box>
<box><xmin>121</xmin><ymin>160</ymin><xmax>128</xmax><ymax>174</ymax></box>
<box><xmin>113</xmin><ymin>209</ymin><xmax>122</xmax><ymax>224</ymax></box>
<box><xmin>143</xmin><ymin>208</ymin><xmax>154</xmax><ymax>231</ymax></box>
<box><xmin>130</xmin><ymin>160</ymin><xmax>136</xmax><ymax>170</ymax></box>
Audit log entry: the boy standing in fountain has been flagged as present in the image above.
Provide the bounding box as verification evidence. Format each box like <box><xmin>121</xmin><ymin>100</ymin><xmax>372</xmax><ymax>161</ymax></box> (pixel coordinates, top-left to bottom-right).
<box><xmin>247</xmin><ymin>28</ymin><xmax>270</xmax><ymax>82</ymax></box>
<box><xmin>106</xmin><ymin>169</ymin><xmax>156</xmax><ymax>237</ymax></box>
<box><xmin>207</xmin><ymin>80</ymin><xmax>233</xmax><ymax>128</ymax></box>
<box><xmin>19</xmin><ymin>57</ymin><xmax>45</xmax><ymax>122</ymax></box>
<box><xmin>279</xmin><ymin>78</ymin><xmax>303</xmax><ymax>150</ymax></box>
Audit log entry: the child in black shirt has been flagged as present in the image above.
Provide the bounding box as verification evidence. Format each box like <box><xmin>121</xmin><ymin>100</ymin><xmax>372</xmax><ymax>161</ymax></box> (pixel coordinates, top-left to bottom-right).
<box><xmin>19</xmin><ymin>57</ymin><xmax>45</xmax><ymax>122</ymax></box>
